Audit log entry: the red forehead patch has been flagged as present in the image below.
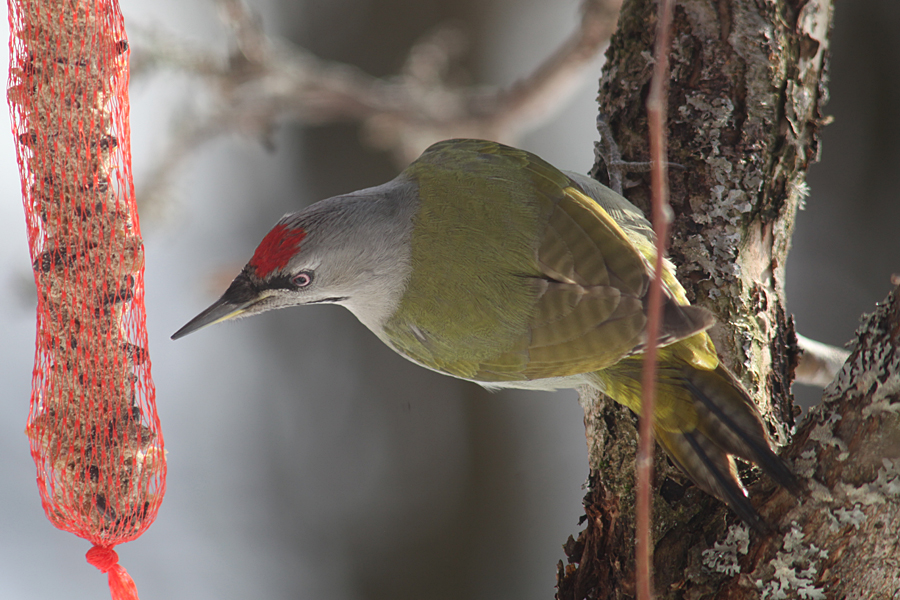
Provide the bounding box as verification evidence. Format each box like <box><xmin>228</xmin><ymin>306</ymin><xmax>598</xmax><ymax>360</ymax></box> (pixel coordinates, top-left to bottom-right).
<box><xmin>249</xmin><ymin>224</ymin><xmax>307</xmax><ymax>277</ymax></box>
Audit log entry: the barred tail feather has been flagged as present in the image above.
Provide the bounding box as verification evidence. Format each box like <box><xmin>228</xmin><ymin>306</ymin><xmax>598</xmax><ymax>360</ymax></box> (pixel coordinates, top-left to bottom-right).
<box><xmin>683</xmin><ymin>365</ymin><xmax>801</xmax><ymax>496</ymax></box>
<box><xmin>656</xmin><ymin>364</ymin><xmax>800</xmax><ymax>531</ymax></box>
<box><xmin>597</xmin><ymin>358</ymin><xmax>800</xmax><ymax>530</ymax></box>
<box><xmin>655</xmin><ymin>427</ymin><xmax>767</xmax><ymax>532</ymax></box>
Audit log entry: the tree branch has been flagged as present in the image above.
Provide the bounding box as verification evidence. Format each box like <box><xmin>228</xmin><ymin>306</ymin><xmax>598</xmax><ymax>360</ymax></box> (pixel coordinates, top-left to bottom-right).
<box><xmin>131</xmin><ymin>0</ymin><xmax>622</xmax><ymax>218</ymax></box>
<box><xmin>726</xmin><ymin>283</ymin><xmax>900</xmax><ymax>599</ymax></box>
<box><xmin>794</xmin><ymin>334</ymin><xmax>850</xmax><ymax>388</ymax></box>
<box><xmin>558</xmin><ymin>0</ymin><xmax>843</xmax><ymax>597</ymax></box>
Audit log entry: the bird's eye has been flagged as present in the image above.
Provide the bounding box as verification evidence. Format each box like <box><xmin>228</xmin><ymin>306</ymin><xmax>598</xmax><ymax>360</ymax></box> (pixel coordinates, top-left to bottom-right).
<box><xmin>292</xmin><ymin>271</ymin><xmax>313</xmax><ymax>288</ymax></box>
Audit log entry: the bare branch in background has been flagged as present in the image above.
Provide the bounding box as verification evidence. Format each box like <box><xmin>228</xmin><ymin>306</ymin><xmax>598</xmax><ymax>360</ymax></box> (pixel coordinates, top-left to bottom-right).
<box><xmin>794</xmin><ymin>334</ymin><xmax>851</xmax><ymax>387</ymax></box>
<box><xmin>131</xmin><ymin>0</ymin><xmax>623</xmax><ymax>218</ymax></box>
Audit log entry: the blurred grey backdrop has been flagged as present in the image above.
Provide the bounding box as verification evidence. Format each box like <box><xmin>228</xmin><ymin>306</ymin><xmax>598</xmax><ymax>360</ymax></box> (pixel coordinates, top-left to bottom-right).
<box><xmin>0</xmin><ymin>1</ymin><xmax>896</xmax><ymax>599</ymax></box>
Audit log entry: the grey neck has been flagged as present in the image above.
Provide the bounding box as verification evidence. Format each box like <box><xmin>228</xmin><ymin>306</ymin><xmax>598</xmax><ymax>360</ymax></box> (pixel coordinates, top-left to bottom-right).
<box><xmin>323</xmin><ymin>177</ymin><xmax>419</xmax><ymax>333</ymax></box>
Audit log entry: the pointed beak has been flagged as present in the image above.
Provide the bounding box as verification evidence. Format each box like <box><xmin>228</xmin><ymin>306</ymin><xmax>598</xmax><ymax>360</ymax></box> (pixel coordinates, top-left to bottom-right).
<box><xmin>170</xmin><ymin>297</ymin><xmax>253</xmax><ymax>340</ymax></box>
<box><xmin>171</xmin><ymin>272</ymin><xmax>271</xmax><ymax>340</ymax></box>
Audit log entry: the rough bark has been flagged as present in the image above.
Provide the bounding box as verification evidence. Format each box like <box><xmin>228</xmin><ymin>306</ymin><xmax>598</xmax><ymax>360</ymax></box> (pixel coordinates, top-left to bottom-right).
<box><xmin>552</xmin><ymin>0</ymin><xmax>895</xmax><ymax>598</ymax></box>
<box><xmin>568</xmin><ymin>283</ymin><xmax>900</xmax><ymax>599</ymax></box>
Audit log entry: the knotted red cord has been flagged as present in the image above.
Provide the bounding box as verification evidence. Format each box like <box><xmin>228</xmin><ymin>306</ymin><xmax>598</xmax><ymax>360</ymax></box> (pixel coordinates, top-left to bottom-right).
<box><xmin>86</xmin><ymin>546</ymin><xmax>140</xmax><ymax>600</ymax></box>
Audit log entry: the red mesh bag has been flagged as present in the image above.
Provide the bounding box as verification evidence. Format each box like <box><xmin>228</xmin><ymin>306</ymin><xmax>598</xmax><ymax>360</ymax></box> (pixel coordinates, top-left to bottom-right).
<box><xmin>7</xmin><ymin>1</ymin><xmax>166</xmax><ymax>598</ymax></box>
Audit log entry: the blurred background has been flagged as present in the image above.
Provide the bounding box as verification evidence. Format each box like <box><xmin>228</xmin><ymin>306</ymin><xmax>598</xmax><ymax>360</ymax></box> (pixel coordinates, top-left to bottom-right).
<box><xmin>0</xmin><ymin>1</ymin><xmax>896</xmax><ymax>599</ymax></box>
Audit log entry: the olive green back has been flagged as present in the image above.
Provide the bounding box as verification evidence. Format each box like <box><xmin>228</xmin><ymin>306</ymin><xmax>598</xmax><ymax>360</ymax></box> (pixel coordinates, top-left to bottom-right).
<box><xmin>382</xmin><ymin>139</ymin><xmax>713</xmax><ymax>382</ymax></box>
<box><xmin>382</xmin><ymin>140</ymin><xmax>549</xmax><ymax>379</ymax></box>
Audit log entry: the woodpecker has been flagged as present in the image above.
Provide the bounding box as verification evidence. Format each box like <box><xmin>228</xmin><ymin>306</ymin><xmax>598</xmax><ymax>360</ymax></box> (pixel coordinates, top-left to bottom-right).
<box><xmin>173</xmin><ymin>138</ymin><xmax>798</xmax><ymax>528</ymax></box>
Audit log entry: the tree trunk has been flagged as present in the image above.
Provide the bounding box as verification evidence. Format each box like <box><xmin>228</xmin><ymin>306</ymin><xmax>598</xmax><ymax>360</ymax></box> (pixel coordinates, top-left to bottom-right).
<box><xmin>552</xmin><ymin>0</ymin><xmax>896</xmax><ymax>597</ymax></box>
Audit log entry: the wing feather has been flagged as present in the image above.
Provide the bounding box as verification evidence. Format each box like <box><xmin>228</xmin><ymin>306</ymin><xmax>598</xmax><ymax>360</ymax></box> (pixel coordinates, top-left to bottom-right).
<box><xmin>383</xmin><ymin>140</ymin><xmax>714</xmax><ymax>384</ymax></box>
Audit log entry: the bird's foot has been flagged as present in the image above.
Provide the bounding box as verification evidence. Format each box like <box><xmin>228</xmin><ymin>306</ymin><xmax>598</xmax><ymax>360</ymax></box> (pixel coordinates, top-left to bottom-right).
<box><xmin>592</xmin><ymin>114</ymin><xmax>683</xmax><ymax>195</ymax></box>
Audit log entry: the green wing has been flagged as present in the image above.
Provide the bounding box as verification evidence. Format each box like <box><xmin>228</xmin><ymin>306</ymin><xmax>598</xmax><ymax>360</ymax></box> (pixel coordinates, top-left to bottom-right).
<box><xmin>383</xmin><ymin>139</ymin><xmax>714</xmax><ymax>383</ymax></box>
<box><xmin>520</xmin><ymin>184</ymin><xmax>656</xmax><ymax>379</ymax></box>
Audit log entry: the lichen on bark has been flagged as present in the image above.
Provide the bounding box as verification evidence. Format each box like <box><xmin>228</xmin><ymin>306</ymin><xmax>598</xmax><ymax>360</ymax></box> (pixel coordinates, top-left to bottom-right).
<box><xmin>559</xmin><ymin>0</ymin><xmax>839</xmax><ymax>597</ymax></box>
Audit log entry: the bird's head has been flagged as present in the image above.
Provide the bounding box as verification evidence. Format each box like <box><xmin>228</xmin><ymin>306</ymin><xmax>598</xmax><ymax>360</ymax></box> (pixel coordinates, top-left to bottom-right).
<box><xmin>172</xmin><ymin>184</ymin><xmax>416</xmax><ymax>340</ymax></box>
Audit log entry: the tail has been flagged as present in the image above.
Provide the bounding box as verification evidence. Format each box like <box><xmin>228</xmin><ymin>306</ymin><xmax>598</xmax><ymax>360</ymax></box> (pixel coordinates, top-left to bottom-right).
<box><xmin>658</xmin><ymin>364</ymin><xmax>800</xmax><ymax>531</ymax></box>
<box><xmin>597</xmin><ymin>361</ymin><xmax>800</xmax><ymax>531</ymax></box>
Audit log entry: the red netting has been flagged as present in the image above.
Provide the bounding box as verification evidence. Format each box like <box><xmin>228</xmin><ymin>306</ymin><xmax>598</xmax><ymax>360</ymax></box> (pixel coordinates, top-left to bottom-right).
<box><xmin>7</xmin><ymin>1</ymin><xmax>166</xmax><ymax>597</ymax></box>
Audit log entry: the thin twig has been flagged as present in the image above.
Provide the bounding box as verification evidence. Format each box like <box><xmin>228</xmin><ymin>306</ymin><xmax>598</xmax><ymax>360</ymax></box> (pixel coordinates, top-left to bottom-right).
<box><xmin>636</xmin><ymin>0</ymin><xmax>675</xmax><ymax>598</ymax></box>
